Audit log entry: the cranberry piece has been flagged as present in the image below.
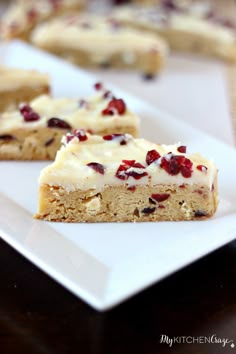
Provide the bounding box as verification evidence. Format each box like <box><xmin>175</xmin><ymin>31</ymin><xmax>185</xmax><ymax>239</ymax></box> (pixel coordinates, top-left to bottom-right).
<box><xmin>102</xmin><ymin>98</ymin><xmax>126</xmax><ymax>115</ymax></box>
<box><xmin>151</xmin><ymin>193</ymin><xmax>170</xmax><ymax>202</ymax></box>
<box><xmin>127</xmin><ymin>186</ymin><xmax>136</xmax><ymax>192</ymax></box>
<box><xmin>19</xmin><ymin>104</ymin><xmax>31</xmax><ymax>115</ymax></box>
<box><xmin>146</xmin><ymin>149</ymin><xmax>161</xmax><ymax>165</ymax></box>
<box><xmin>161</xmin><ymin>155</ymin><xmax>180</xmax><ymax>175</ymax></box>
<box><xmin>103</xmin><ymin>134</ymin><xmax>127</xmax><ymax>145</ymax></box>
<box><xmin>94</xmin><ymin>82</ymin><xmax>103</xmax><ymax>91</ymax></box>
<box><xmin>87</xmin><ymin>162</ymin><xmax>105</xmax><ymax>175</ymax></box>
<box><xmin>197</xmin><ymin>165</ymin><xmax>208</xmax><ymax>173</ymax></box>
<box><xmin>160</xmin><ymin>154</ymin><xmax>193</xmax><ymax>178</ymax></box>
<box><xmin>25</xmin><ymin>111</ymin><xmax>40</xmax><ymax>122</ymax></box>
<box><xmin>19</xmin><ymin>104</ymin><xmax>40</xmax><ymax>122</ymax></box>
<box><xmin>126</xmin><ymin>170</ymin><xmax>148</xmax><ymax>180</ymax></box>
<box><xmin>177</xmin><ymin>145</ymin><xmax>186</xmax><ymax>153</ymax></box>
<box><xmin>45</xmin><ymin>137</ymin><xmax>54</xmax><ymax>147</ymax></box>
<box><xmin>158</xmin><ymin>205</ymin><xmax>165</xmax><ymax>209</ymax></box>
<box><xmin>194</xmin><ymin>210</ymin><xmax>207</xmax><ymax>217</ymax></box>
<box><xmin>142</xmin><ymin>207</ymin><xmax>156</xmax><ymax>214</ymax></box>
<box><xmin>149</xmin><ymin>197</ymin><xmax>156</xmax><ymax>205</ymax></box>
<box><xmin>103</xmin><ymin>90</ymin><xmax>114</xmax><ymax>99</ymax></box>
<box><xmin>47</xmin><ymin>118</ymin><xmax>71</xmax><ymax>129</ymax></box>
<box><xmin>122</xmin><ymin>159</ymin><xmax>135</xmax><ymax>166</ymax></box>
<box><xmin>115</xmin><ymin>160</ymin><xmax>148</xmax><ymax>180</ymax></box>
<box><xmin>74</xmin><ymin>129</ymin><xmax>88</xmax><ymax>141</ymax></box>
<box><xmin>66</xmin><ymin>129</ymin><xmax>88</xmax><ymax>143</ymax></box>
<box><xmin>115</xmin><ymin>161</ymin><xmax>132</xmax><ymax>180</ymax></box>
<box><xmin>0</xmin><ymin>134</ymin><xmax>15</xmax><ymax>141</ymax></box>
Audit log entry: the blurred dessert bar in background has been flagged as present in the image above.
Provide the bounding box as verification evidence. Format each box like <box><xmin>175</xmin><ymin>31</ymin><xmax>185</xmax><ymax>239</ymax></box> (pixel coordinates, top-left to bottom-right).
<box><xmin>111</xmin><ymin>0</ymin><xmax>236</xmax><ymax>62</ymax></box>
<box><xmin>0</xmin><ymin>66</ymin><xmax>50</xmax><ymax>111</ymax></box>
<box><xmin>0</xmin><ymin>0</ymin><xmax>85</xmax><ymax>40</ymax></box>
<box><xmin>30</xmin><ymin>12</ymin><xmax>168</xmax><ymax>77</ymax></box>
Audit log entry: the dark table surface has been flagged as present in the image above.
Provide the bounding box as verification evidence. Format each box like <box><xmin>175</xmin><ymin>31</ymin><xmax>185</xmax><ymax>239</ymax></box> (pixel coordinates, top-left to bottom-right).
<box><xmin>0</xmin><ymin>237</ymin><xmax>236</xmax><ymax>354</ymax></box>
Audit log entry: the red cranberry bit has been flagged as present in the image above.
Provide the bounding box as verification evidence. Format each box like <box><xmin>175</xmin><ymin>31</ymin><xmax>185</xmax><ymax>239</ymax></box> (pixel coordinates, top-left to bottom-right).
<box><xmin>126</xmin><ymin>162</ymin><xmax>148</xmax><ymax>180</ymax></box>
<box><xmin>66</xmin><ymin>129</ymin><xmax>88</xmax><ymax>143</ymax></box>
<box><xmin>158</xmin><ymin>205</ymin><xmax>165</xmax><ymax>209</ymax></box>
<box><xmin>102</xmin><ymin>98</ymin><xmax>126</xmax><ymax>116</ymax></box>
<box><xmin>103</xmin><ymin>90</ymin><xmax>114</xmax><ymax>100</ymax></box>
<box><xmin>146</xmin><ymin>149</ymin><xmax>161</xmax><ymax>165</ymax></box>
<box><xmin>115</xmin><ymin>160</ymin><xmax>134</xmax><ymax>180</ymax></box>
<box><xmin>75</xmin><ymin>129</ymin><xmax>88</xmax><ymax>141</ymax></box>
<box><xmin>177</xmin><ymin>145</ymin><xmax>186</xmax><ymax>153</ymax></box>
<box><xmin>149</xmin><ymin>197</ymin><xmax>156</xmax><ymax>205</ymax></box>
<box><xmin>195</xmin><ymin>190</ymin><xmax>203</xmax><ymax>195</ymax></box>
<box><xmin>45</xmin><ymin>137</ymin><xmax>55</xmax><ymax>147</ymax></box>
<box><xmin>194</xmin><ymin>210</ymin><xmax>207</xmax><ymax>218</ymax></box>
<box><xmin>115</xmin><ymin>160</ymin><xmax>148</xmax><ymax>180</ymax></box>
<box><xmin>19</xmin><ymin>104</ymin><xmax>40</xmax><ymax>122</ymax></box>
<box><xmin>122</xmin><ymin>159</ymin><xmax>136</xmax><ymax>166</ymax></box>
<box><xmin>19</xmin><ymin>104</ymin><xmax>31</xmax><ymax>116</ymax></box>
<box><xmin>127</xmin><ymin>171</ymin><xmax>148</xmax><ymax>180</ymax></box>
<box><xmin>47</xmin><ymin>118</ymin><xmax>71</xmax><ymax>130</ymax></box>
<box><xmin>0</xmin><ymin>134</ymin><xmax>15</xmax><ymax>141</ymax></box>
<box><xmin>160</xmin><ymin>154</ymin><xmax>193</xmax><ymax>178</ymax></box>
<box><xmin>211</xmin><ymin>184</ymin><xmax>215</xmax><ymax>192</ymax></box>
<box><xmin>25</xmin><ymin>111</ymin><xmax>40</xmax><ymax>122</ymax></box>
<box><xmin>160</xmin><ymin>154</ymin><xmax>180</xmax><ymax>175</ymax></box>
<box><xmin>179</xmin><ymin>184</ymin><xmax>185</xmax><ymax>188</ymax></box>
<box><xmin>197</xmin><ymin>165</ymin><xmax>208</xmax><ymax>173</ymax></box>
<box><xmin>103</xmin><ymin>133</ymin><xmax>128</xmax><ymax>145</ymax></box>
<box><xmin>94</xmin><ymin>82</ymin><xmax>103</xmax><ymax>91</ymax></box>
<box><xmin>142</xmin><ymin>207</ymin><xmax>156</xmax><ymax>215</ymax></box>
<box><xmin>127</xmin><ymin>186</ymin><xmax>136</xmax><ymax>192</ymax></box>
<box><xmin>151</xmin><ymin>193</ymin><xmax>170</xmax><ymax>202</ymax></box>
<box><xmin>87</xmin><ymin>162</ymin><xmax>105</xmax><ymax>175</ymax></box>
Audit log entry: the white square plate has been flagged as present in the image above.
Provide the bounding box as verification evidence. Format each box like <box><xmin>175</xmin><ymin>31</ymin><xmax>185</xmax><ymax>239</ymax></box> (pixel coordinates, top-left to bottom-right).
<box><xmin>0</xmin><ymin>41</ymin><xmax>236</xmax><ymax>311</ymax></box>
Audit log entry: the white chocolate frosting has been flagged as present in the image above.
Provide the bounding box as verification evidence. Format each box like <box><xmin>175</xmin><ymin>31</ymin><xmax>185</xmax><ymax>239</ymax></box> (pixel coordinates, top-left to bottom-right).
<box><xmin>0</xmin><ymin>87</ymin><xmax>139</xmax><ymax>134</ymax></box>
<box><xmin>39</xmin><ymin>132</ymin><xmax>218</xmax><ymax>192</ymax></box>
<box><xmin>0</xmin><ymin>66</ymin><xmax>49</xmax><ymax>91</ymax></box>
<box><xmin>0</xmin><ymin>0</ymin><xmax>84</xmax><ymax>38</ymax></box>
<box><xmin>31</xmin><ymin>13</ymin><xmax>168</xmax><ymax>56</ymax></box>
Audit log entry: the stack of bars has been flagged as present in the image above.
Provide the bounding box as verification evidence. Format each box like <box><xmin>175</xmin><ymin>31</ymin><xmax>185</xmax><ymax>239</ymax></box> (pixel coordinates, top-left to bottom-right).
<box><xmin>0</xmin><ymin>0</ymin><xmax>223</xmax><ymax>223</ymax></box>
<box><xmin>0</xmin><ymin>66</ymin><xmax>219</xmax><ymax>223</ymax></box>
